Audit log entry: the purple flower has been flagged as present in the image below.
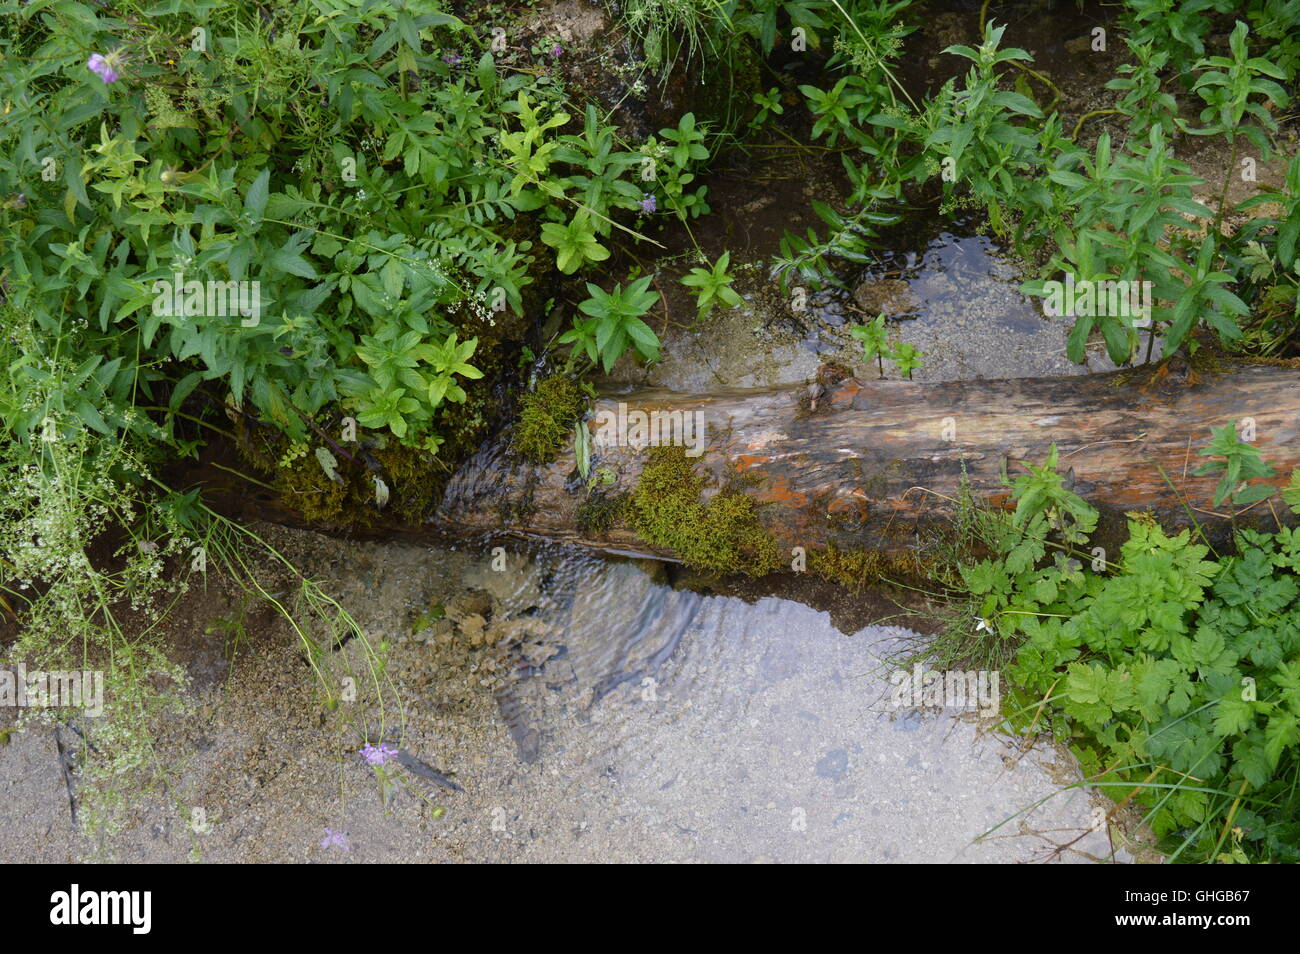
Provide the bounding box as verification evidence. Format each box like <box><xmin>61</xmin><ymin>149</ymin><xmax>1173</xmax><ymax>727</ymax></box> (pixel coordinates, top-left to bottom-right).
<box><xmin>550</xmin><ymin>44</ymin><xmax>563</xmax><ymax>58</ymax></box>
<box><xmin>442</xmin><ymin>53</ymin><xmax>461</xmax><ymax>65</ymax></box>
<box><xmin>639</xmin><ymin>193</ymin><xmax>657</xmax><ymax>214</ymax></box>
<box><xmin>320</xmin><ymin>828</ymin><xmax>351</xmax><ymax>851</ymax></box>
<box><xmin>87</xmin><ymin>50</ymin><xmax>125</xmax><ymax>84</ymax></box>
<box><xmin>361</xmin><ymin>742</ymin><xmax>399</xmax><ymax>766</ymax></box>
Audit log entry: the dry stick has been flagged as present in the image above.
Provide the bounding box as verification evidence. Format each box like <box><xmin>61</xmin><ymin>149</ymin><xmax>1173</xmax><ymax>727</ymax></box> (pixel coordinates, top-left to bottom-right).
<box><xmin>137</xmin><ymin>406</ymin><xmax>236</xmax><ymax>441</ymax></box>
<box><xmin>53</xmin><ymin>727</ymin><xmax>79</xmax><ymax>827</ymax></box>
<box><xmin>1060</xmin><ymin>433</ymin><xmax>1147</xmax><ymax>459</ymax></box>
<box><xmin>1191</xmin><ymin>499</ymin><xmax>1269</xmax><ymax>519</ymax></box>
<box><xmin>1214</xmin><ymin>137</ymin><xmax>1241</xmax><ymax>240</ymax></box>
<box><xmin>279</xmin><ymin>391</ymin><xmax>379</xmax><ymax>476</ymax></box>
<box><xmin>1022</xmin><ymin>676</ymin><xmax>1063</xmax><ymax>741</ymax></box>
<box><xmin>224</xmin><ymin>396</ymin><xmax>371</xmax><ymax>475</ymax></box>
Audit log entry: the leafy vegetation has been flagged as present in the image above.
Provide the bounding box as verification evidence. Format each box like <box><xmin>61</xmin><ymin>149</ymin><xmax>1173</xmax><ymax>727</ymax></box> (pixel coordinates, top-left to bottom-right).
<box><xmin>0</xmin><ymin>0</ymin><xmax>711</xmax><ymax>846</ymax></box>
<box><xmin>937</xmin><ymin>435</ymin><xmax>1300</xmax><ymax>863</ymax></box>
<box><xmin>850</xmin><ymin>314</ymin><xmax>924</xmax><ymax>378</ymax></box>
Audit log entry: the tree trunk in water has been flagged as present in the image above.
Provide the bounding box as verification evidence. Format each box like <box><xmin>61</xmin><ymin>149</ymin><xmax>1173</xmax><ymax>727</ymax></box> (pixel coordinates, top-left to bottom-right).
<box><xmin>435</xmin><ymin>364</ymin><xmax>1300</xmax><ymax>563</ymax></box>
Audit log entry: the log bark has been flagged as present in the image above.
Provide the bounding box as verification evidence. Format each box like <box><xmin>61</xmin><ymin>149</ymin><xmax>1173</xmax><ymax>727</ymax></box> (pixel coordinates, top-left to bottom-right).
<box><xmin>434</xmin><ymin>363</ymin><xmax>1300</xmax><ymax>562</ymax></box>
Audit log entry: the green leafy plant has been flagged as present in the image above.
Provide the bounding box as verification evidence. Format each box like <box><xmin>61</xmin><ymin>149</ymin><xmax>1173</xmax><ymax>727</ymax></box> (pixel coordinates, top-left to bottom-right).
<box><xmin>560</xmin><ymin>277</ymin><xmax>662</xmax><ymax>372</ymax></box>
<box><xmin>850</xmin><ymin>314</ymin><xmax>892</xmax><ymax>377</ymax></box>
<box><xmin>849</xmin><ymin>314</ymin><xmax>923</xmax><ymax>378</ymax></box>
<box><xmin>541</xmin><ymin>213</ymin><xmax>612</xmax><ymax>274</ymax></box>
<box><xmin>644</xmin><ymin>113</ymin><xmax>713</xmax><ymax>221</ymax></box>
<box><xmin>1105</xmin><ymin>40</ymin><xmax>1179</xmax><ymax>136</ymax></box>
<box><xmin>892</xmin><ymin>341</ymin><xmax>923</xmax><ymax>379</ymax></box>
<box><xmin>680</xmin><ymin>252</ymin><xmax>743</xmax><ymax>319</ymax></box>
<box><xmin>941</xmin><ymin>429</ymin><xmax>1300</xmax><ymax>862</ymax></box>
<box><xmin>1121</xmin><ymin>0</ymin><xmax>1223</xmax><ymax>78</ymax></box>
<box><xmin>1195</xmin><ymin>420</ymin><xmax>1277</xmax><ymax>507</ymax></box>
<box><xmin>926</xmin><ymin>22</ymin><xmax>1046</xmax><ymax>235</ymax></box>
<box><xmin>748</xmin><ymin>86</ymin><xmax>785</xmax><ymax>129</ymax></box>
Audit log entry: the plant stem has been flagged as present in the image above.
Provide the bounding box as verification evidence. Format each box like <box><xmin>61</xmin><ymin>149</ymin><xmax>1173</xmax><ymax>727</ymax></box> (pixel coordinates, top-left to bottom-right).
<box><xmin>1215</xmin><ymin>136</ymin><xmax>1240</xmax><ymax>239</ymax></box>
<box><xmin>1072</xmin><ymin>108</ymin><xmax>1122</xmax><ymax>140</ymax></box>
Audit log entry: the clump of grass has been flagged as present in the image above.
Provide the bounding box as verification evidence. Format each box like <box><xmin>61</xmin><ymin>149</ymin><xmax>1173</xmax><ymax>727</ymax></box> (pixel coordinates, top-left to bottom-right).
<box><xmin>621</xmin><ymin>0</ymin><xmax>728</xmax><ymax>77</ymax></box>
<box><xmin>626</xmin><ymin>445</ymin><xmax>780</xmax><ymax>576</ymax></box>
<box><xmin>513</xmin><ymin>375</ymin><xmax>588</xmax><ymax>465</ymax></box>
<box><xmin>902</xmin><ymin>466</ymin><xmax>1019</xmax><ymax>672</ymax></box>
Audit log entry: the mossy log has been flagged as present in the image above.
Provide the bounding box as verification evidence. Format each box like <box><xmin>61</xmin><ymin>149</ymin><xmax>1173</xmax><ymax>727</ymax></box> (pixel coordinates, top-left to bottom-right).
<box><xmin>436</xmin><ymin>363</ymin><xmax>1300</xmax><ymax>564</ymax></box>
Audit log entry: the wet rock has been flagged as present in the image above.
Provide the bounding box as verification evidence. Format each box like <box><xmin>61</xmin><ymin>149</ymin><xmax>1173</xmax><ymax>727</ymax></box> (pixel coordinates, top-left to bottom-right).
<box><xmin>489</xmin><ymin>617</ymin><xmax>557</xmax><ymax>646</ymax></box>
<box><xmin>521</xmin><ymin>640</ymin><xmax>560</xmax><ymax>667</ymax></box>
<box><xmin>462</xmin><ymin>553</ymin><xmax>543</xmax><ymax>608</ymax></box>
<box><xmin>853</xmin><ymin>278</ymin><xmax>919</xmax><ymax>317</ymax></box>
<box><xmin>633</xmin><ymin>558</ymin><xmax>670</xmax><ymax>585</ymax></box>
<box><xmin>414</xmin><ymin>618</ymin><xmax>454</xmax><ymax>646</ymax></box>
<box><xmin>457</xmin><ymin>613</ymin><xmax>487</xmax><ymax>647</ymax></box>
<box><xmin>444</xmin><ymin>589</ymin><xmax>492</xmax><ymax>623</ymax></box>
<box><xmin>522</xmin><ymin>0</ymin><xmax>607</xmax><ymax>47</ymax></box>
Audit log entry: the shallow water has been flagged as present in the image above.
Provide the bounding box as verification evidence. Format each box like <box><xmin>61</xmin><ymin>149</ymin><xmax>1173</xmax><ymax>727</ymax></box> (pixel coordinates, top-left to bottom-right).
<box><xmin>0</xmin><ymin>530</ymin><xmax>1130</xmax><ymax>862</ymax></box>
<box><xmin>597</xmin><ymin>174</ymin><xmax>1121</xmax><ymax>393</ymax></box>
<box><xmin>448</xmin><ymin>543</ymin><xmax>1123</xmax><ymax>862</ymax></box>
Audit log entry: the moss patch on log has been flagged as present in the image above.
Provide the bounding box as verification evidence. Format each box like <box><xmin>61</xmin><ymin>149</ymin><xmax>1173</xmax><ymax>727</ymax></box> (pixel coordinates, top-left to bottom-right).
<box><xmin>626</xmin><ymin>446</ymin><xmax>780</xmax><ymax>576</ymax></box>
<box><xmin>513</xmin><ymin>375</ymin><xmax>588</xmax><ymax>464</ymax></box>
<box><xmin>576</xmin><ymin>492</ymin><xmax>627</xmax><ymax>537</ymax></box>
<box><xmin>809</xmin><ymin>542</ymin><xmax>929</xmax><ymax>591</ymax></box>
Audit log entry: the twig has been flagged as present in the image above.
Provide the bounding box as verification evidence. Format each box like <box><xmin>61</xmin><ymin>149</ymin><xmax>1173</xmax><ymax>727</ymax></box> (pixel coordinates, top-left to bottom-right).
<box><xmin>1060</xmin><ymin>433</ymin><xmax>1147</xmax><ymax>459</ymax></box>
<box><xmin>1072</xmin><ymin>109</ymin><xmax>1122</xmax><ymax>140</ymax></box>
<box><xmin>53</xmin><ymin>727</ymin><xmax>79</xmax><ymax>828</ymax></box>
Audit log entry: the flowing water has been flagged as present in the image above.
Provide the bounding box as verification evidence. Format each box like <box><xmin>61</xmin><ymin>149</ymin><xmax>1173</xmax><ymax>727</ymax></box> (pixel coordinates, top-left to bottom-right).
<box><xmin>1</xmin><ymin>529</ymin><xmax>1131</xmax><ymax>862</ymax></box>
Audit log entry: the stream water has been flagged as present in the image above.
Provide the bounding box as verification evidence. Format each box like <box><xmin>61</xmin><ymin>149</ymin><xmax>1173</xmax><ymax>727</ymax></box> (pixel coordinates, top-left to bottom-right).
<box><xmin>2</xmin><ymin>530</ymin><xmax>1131</xmax><ymax>862</ymax></box>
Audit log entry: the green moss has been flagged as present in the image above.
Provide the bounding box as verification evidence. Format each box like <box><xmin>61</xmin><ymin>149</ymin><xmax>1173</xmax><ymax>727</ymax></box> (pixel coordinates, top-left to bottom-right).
<box><xmin>238</xmin><ymin>423</ymin><xmax>453</xmax><ymax>529</ymax></box>
<box><xmin>276</xmin><ymin>447</ymin><xmax>360</xmax><ymax>526</ymax></box>
<box><xmin>576</xmin><ymin>492</ymin><xmax>627</xmax><ymax>537</ymax></box>
<box><xmin>810</xmin><ymin>543</ymin><xmax>928</xmax><ymax>591</ymax></box>
<box><xmin>410</xmin><ymin>601</ymin><xmax>445</xmax><ymax>635</ymax></box>
<box><xmin>513</xmin><ymin>375</ymin><xmax>588</xmax><ymax>464</ymax></box>
<box><xmin>373</xmin><ymin>440</ymin><xmax>446</xmax><ymax>523</ymax></box>
<box><xmin>626</xmin><ymin>446</ymin><xmax>780</xmax><ymax>577</ymax></box>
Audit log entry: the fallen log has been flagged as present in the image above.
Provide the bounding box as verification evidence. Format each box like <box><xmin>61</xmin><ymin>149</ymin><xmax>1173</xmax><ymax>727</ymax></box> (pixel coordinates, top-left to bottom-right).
<box><xmin>435</xmin><ymin>362</ymin><xmax>1300</xmax><ymax>566</ymax></box>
